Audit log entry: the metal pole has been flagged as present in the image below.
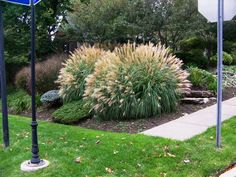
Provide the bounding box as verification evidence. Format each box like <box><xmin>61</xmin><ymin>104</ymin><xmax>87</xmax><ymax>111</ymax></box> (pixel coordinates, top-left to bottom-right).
<box><xmin>30</xmin><ymin>0</ymin><xmax>40</xmax><ymax>164</ymax></box>
<box><xmin>0</xmin><ymin>2</ymin><xmax>9</xmax><ymax>148</ymax></box>
<box><xmin>216</xmin><ymin>0</ymin><xmax>224</xmax><ymax>148</ymax></box>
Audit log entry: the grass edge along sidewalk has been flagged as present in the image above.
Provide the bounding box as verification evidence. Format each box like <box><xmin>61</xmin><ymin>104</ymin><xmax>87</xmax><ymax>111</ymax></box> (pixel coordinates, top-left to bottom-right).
<box><xmin>1</xmin><ymin>115</ymin><xmax>236</xmax><ymax>177</ymax></box>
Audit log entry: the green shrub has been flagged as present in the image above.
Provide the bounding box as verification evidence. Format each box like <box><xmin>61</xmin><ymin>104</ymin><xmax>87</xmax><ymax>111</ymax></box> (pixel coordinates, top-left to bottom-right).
<box><xmin>57</xmin><ymin>46</ymin><xmax>106</xmax><ymax>103</ymax></box>
<box><xmin>175</xmin><ymin>49</ymin><xmax>208</xmax><ymax>68</ymax></box>
<box><xmin>179</xmin><ymin>37</ymin><xmax>205</xmax><ymax>51</ymax></box>
<box><xmin>15</xmin><ymin>54</ymin><xmax>66</xmax><ymax>94</ymax></box>
<box><xmin>52</xmin><ymin>100</ymin><xmax>91</xmax><ymax>124</ymax></box>
<box><xmin>84</xmin><ymin>43</ymin><xmax>191</xmax><ymax>120</ymax></box>
<box><xmin>224</xmin><ymin>65</ymin><xmax>236</xmax><ymax>74</ymax></box>
<box><xmin>0</xmin><ymin>89</ymin><xmax>41</xmax><ymax>113</ymax></box>
<box><xmin>7</xmin><ymin>90</ymin><xmax>31</xmax><ymax>113</ymax></box>
<box><xmin>230</xmin><ymin>51</ymin><xmax>236</xmax><ymax>65</ymax></box>
<box><xmin>188</xmin><ymin>67</ymin><xmax>217</xmax><ymax>92</ymax></box>
<box><xmin>210</xmin><ymin>52</ymin><xmax>233</xmax><ymax>66</ymax></box>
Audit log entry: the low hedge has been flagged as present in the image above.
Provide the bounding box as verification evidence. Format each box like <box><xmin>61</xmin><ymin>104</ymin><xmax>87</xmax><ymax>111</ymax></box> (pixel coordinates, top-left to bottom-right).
<box><xmin>52</xmin><ymin>100</ymin><xmax>91</xmax><ymax>124</ymax></box>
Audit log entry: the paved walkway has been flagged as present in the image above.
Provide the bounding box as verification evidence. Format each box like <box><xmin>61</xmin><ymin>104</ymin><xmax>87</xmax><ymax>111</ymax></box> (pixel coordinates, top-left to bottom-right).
<box><xmin>142</xmin><ymin>97</ymin><xmax>236</xmax><ymax>141</ymax></box>
<box><xmin>220</xmin><ymin>167</ymin><xmax>236</xmax><ymax>177</ymax></box>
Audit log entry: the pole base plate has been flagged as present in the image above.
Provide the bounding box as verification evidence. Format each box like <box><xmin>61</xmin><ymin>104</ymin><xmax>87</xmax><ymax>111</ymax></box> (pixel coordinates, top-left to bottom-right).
<box><xmin>21</xmin><ymin>159</ymin><xmax>49</xmax><ymax>172</ymax></box>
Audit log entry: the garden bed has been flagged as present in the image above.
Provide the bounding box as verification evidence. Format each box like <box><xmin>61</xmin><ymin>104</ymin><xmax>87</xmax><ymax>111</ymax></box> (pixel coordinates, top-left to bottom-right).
<box><xmin>19</xmin><ymin>87</ymin><xmax>236</xmax><ymax>134</ymax></box>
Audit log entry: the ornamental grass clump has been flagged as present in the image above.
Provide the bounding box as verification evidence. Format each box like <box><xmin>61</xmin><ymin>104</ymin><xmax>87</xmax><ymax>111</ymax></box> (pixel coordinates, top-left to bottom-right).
<box><xmin>57</xmin><ymin>46</ymin><xmax>106</xmax><ymax>103</ymax></box>
<box><xmin>84</xmin><ymin>43</ymin><xmax>191</xmax><ymax>120</ymax></box>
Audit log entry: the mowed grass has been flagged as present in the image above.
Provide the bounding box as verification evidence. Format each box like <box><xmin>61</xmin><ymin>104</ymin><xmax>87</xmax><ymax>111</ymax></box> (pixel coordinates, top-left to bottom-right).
<box><xmin>1</xmin><ymin>115</ymin><xmax>236</xmax><ymax>177</ymax></box>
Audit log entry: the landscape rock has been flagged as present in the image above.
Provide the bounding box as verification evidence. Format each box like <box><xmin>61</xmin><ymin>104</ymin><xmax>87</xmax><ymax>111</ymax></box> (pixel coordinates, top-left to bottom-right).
<box><xmin>40</xmin><ymin>90</ymin><xmax>61</xmax><ymax>106</ymax></box>
<box><xmin>184</xmin><ymin>90</ymin><xmax>214</xmax><ymax>98</ymax></box>
<box><xmin>181</xmin><ymin>98</ymin><xmax>210</xmax><ymax>104</ymax></box>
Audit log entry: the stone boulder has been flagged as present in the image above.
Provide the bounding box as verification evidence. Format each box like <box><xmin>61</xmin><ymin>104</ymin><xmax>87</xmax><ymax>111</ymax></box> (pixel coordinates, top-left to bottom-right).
<box><xmin>40</xmin><ymin>90</ymin><xmax>61</xmax><ymax>107</ymax></box>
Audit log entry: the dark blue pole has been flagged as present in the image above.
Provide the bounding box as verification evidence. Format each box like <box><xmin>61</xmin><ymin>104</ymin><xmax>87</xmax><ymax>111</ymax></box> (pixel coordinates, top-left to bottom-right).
<box><xmin>30</xmin><ymin>0</ymin><xmax>40</xmax><ymax>164</ymax></box>
<box><xmin>0</xmin><ymin>2</ymin><xmax>9</xmax><ymax>148</ymax></box>
<box><xmin>216</xmin><ymin>0</ymin><xmax>224</xmax><ymax>148</ymax></box>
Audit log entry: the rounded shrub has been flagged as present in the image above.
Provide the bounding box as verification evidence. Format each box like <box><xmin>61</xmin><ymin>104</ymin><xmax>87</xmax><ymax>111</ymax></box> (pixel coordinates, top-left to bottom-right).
<box><xmin>15</xmin><ymin>54</ymin><xmax>66</xmax><ymax>94</ymax></box>
<box><xmin>210</xmin><ymin>52</ymin><xmax>233</xmax><ymax>66</ymax></box>
<box><xmin>84</xmin><ymin>43</ymin><xmax>191</xmax><ymax>120</ymax></box>
<box><xmin>179</xmin><ymin>37</ymin><xmax>205</xmax><ymax>51</ymax></box>
<box><xmin>52</xmin><ymin>100</ymin><xmax>91</xmax><ymax>124</ymax></box>
<box><xmin>57</xmin><ymin>46</ymin><xmax>106</xmax><ymax>103</ymax></box>
<box><xmin>230</xmin><ymin>51</ymin><xmax>236</xmax><ymax>65</ymax></box>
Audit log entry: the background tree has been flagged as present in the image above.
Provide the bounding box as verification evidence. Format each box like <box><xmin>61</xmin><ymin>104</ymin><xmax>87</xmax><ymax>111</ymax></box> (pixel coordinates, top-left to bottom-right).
<box><xmin>63</xmin><ymin>0</ymin><xmax>202</xmax><ymax>49</ymax></box>
<box><xmin>3</xmin><ymin>0</ymin><xmax>71</xmax><ymax>81</ymax></box>
<box><xmin>4</xmin><ymin>0</ymin><xmax>71</xmax><ymax>63</ymax></box>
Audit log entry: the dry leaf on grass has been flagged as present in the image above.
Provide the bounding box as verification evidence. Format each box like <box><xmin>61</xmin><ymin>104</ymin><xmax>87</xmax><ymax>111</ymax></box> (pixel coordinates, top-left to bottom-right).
<box><xmin>105</xmin><ymin>167</ymin><xmax>113</xmax><ymax>173</ymax></box>
<box><xmin>166</xmin><ymin>153</ymin><xmax>176</xmax><ymax>158</ymax></box>
<box><xmin>75</xmin><ymin>157</ymin><xmax>82</xmax><ymax>163</ymax></box>
<box><xmin>96</xmin><ymin>140</ymin><xmax>101</xmax><ymax>144</ymax></box>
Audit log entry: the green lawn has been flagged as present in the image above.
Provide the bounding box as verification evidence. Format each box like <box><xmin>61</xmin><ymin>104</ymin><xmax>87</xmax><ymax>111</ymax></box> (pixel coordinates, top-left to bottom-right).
<box><xmin>1</xmin><ymin>115</ymin><xmax>236</xmax><ymax>177</ymax></box>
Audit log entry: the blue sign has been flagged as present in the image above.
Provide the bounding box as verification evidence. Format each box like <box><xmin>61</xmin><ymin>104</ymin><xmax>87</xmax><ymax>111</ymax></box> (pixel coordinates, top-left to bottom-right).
<box><xmin>0</xmin><ymin>0</ymin><xmax>41</xmax><ymax>6</ymax></box>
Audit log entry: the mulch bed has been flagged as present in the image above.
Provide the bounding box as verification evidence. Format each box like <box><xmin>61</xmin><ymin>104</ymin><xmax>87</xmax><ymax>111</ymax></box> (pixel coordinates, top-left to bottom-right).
<box><xmin>19</xmin><ymin>87</ymin><xmax>236</xmax><ymax>134</ymax></box>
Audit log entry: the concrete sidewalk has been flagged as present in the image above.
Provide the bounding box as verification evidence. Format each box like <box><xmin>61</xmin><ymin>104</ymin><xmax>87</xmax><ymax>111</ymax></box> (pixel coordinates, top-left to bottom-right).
<box><xmin>142</xmin><ymin>97</ymin><xmax>236</xmax><ymax>141</ymax></box>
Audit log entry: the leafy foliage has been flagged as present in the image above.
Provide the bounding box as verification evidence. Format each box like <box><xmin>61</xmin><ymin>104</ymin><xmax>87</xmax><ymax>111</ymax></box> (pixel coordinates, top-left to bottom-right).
<box><xmin>84</xmin><ymin>43</ymin><xmax>191</xmax><ymax>120</ymax></box>
<box><xmin>188</xmin><ymin>67</ymin><xmax>217</xmax><ymax>92</ymax></box>
<box><xmin>3</xmin><ymin>1</ymin><xmax>71</xmax><ymax>64</ymax></box>
<box><xmin>7</xmin><ymin>90</ymin><xmax>31</xmax><ymax>113</ymax></box>
<box><xmin>52</xmin><ymin>100</ymin><xmax>91</xmax><ymax>124</ymax></box>
<box><xmin>224</xmin><ymin>65</ymin><xmax>236</xmax><ymax>74</ymax></box>
<box><xmin>177</xmin><ymin>37</ymin><xmax>210</xmax><ymax>68</ymax></box>
<box><xmin>230</xmin><ymin>53</ymin><xmax>236</xmax><ymax>65</ymax></box>
<box><xmin>175</xmin><ymin>49</ymin><xmax>208</xmax><ymax>69</ymax></box>
<box><xmin>57</xmin><ymin>46</ymin><xmax>106</xmax><ymax>103</ymax></box>
<box><xmin>0</xmin><ymin>89</ymin><xmax>40</xmax><ymax>113</ymax></box>
<box><xmin>63</xmin><ymin>0</ymin><xmax>199</xmax><ymax>49</ymax></box>
<box><xmin>15</xmin><ymin>54</ymin><xmax>66</xmax><ymax>94</ymax></box>
<box><xmin>210</xmin><ymin>52</ymin><xmax>233</xmax><ymax>66</ymax></box>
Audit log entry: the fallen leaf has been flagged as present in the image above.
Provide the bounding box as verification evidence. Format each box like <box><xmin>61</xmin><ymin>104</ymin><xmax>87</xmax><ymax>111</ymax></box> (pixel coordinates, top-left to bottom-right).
<box><xmin>47</xmin><ymin>140</ymin><xmax>53</xmax><ymax>144</ymax></box>
<box><xmin>160</xmin><ymin>172</ymin><xmax>167</xmax><ymax>177</ymax></box>
<box><xmin>59</xmin><ymin>137</ymin><xmax>65</xmax><ymax>140</ymax></box>
<box><xmin>183</xmin><ymin>159</ymin><xmax>190</xmax><ymax>164</ymax></box>
<box><xmin>75</xmin><ymin>157</ymin><xmax>82</xmax><ymax>163</ymax></box>
<box><xmin>96</xmin><ymin>140</ymin><xmax>101</xmax><ymax>144</ymax></box>
<box><xmin>24</xmin><ymin>147</ymin><xmax>30</xmax><ymax>151</ymax></box>
<box><xmin>163</xmin><ymin>146</ymin><xmax>170</xmax><ymax>152</ymax></box>
<box><xmin>113</xmin><ymin>150</ymin><xmax>119</xmax><ymax>155</ymax></box>
<box><xmin>105</xmin><ymin>167</ymin><xmax>113</xmax><ymax>173</ymax></box>
<box><xmin>166</xmin><ymin>153</ymin><xmax>176</xmax><ymax>158</ymax></box>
